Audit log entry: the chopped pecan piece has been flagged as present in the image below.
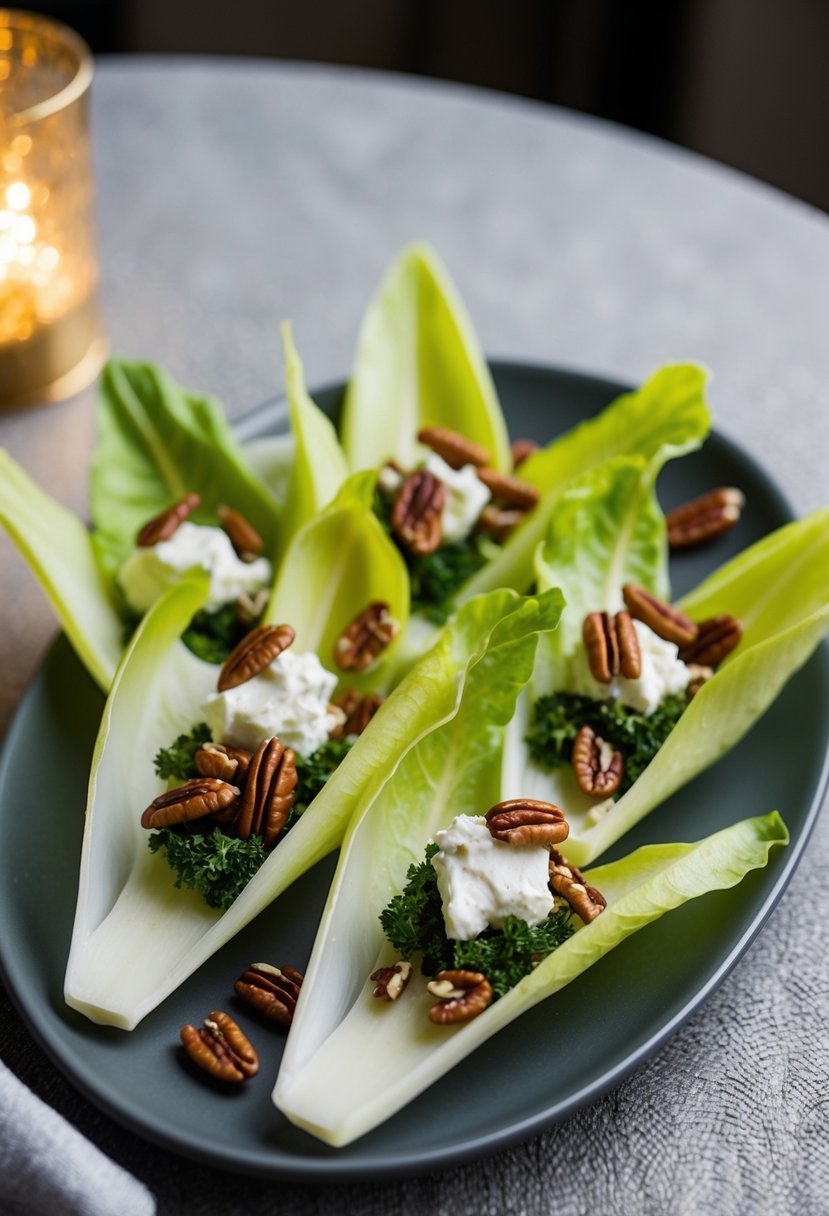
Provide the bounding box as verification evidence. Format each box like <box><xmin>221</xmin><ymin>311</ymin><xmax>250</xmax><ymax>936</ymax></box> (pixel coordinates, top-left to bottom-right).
<box><xmin>370</xmin><ymin>960</ymin><xmax>413</xmax><ymax>1002</ymax></box>
<box><xmin>334</xmin><ymin>602</ymin><xmax>399</xmax><ymax>673</ymax></box>
<box><xmin>679</xmin><ymin>615</ymin><xmax>742</xmax><ymax>667</ymax></box>
<box><xmin>236</xmin><ymin>587</ymin><xmax>269</xmax><ymax>628</ymax></box>
<box><xmin>329</xmin><ymin>689</ymin><xmax>385</xmax><ymax>739</ymax></box>
<box><xmin>180</xmin><ymin>1011</ymin><xmax>258</xmax><ymax>1083</ymax></box>
<box><xmin>572</xmin><ymin>725</ymin><xmax>624</xmax><ymax>797</ymax></box>
<box><xmin>417</xmin><ymin>425</ymin><xmax>491</xmax><ymax>470</ymax></box>
<box><xmin>391</xmin><ymin>470</ymin><xmax>446</xmax><ymax>556</ymax></box>
<box><xmin>235</xmin><ymin>962</ymin><xmax>303</xmax><ymax>1025</ymax></box>
<box><xmin>141</xmin><ymin>777</ymin><xmax>240</xmax><ymax>830</ymax></box>
<box><xmin>476</xmin><ymin>504</ymin><xmax>527</xmax><ymax>542</ymax></box>
<box><xmin>667</xmin><ymin>487</ymin><xmax>745</xmax><ymax>549</ymax></box>
<box><xmin>686</xmin><ymin>663</ymin><xmax>714</xmax><ymax>699</ymax></box>
<box><xmin>136</xmin><ymin>492</ymin><xmax>200</xmax><ymax>547</ymax></box>
<box><xmin>583</xmin><ymin>610</ymin><xmax>641</xmax><ymax>683</ymax></box>
<box><xmin>195</xmin><ymin>742</ymin><xmax>252</xmax><ymax>783</ymax></box>
<box><xmin>548</xmin><ymin>849</ymin><xmax>606</xmax><ymax>923</ymax></box>
<box><xmin>476</xmin><ymin>467</ymin><xmax>540</xmax><ymax>511</ymax></box>
<box><xmin>484</xmin><ymin>798</ymin><xmax>569</xmax><ymax>846</ymax></box>
<box><xmin>510</xmin><ymin>437</ymin><xmax>539</xmax><ymax>469</ymax></box>
<box><xmin>622</xmin><ymin>584</ymin><xmax>698</xmax><ymax>648</ymax></box>
<box><xmin>217</xmin><ymin>622</ymin><xmax>295</xmax><ymax>692</ymax></box>
<box><xmin>236</xmin><ymin>737</ymin><xmax>297</xmax><ymax>849</ymax></box>
<box><xmin>217</xmin><ymin>503</ymin><xmax>264</xmax><ymax>558</ymax></box>
<box><xmin>427</xmin><ymin>970</ymin><xmax>493</xmax><ymax>1024</ymax></box>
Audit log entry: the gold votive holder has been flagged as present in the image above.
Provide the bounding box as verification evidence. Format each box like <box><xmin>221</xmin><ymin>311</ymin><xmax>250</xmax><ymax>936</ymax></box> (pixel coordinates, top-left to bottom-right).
<box><xmin>0</xmin><ymin>8</ymin><xmax>106</xmax><ymax>409</ymax></box>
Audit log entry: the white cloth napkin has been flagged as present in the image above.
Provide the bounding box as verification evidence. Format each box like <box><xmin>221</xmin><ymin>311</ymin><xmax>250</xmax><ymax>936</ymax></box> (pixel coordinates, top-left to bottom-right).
<box><xmin>0</xmin><ymin>1059</ymin><xmax>156</xmax><ymax>1216</ymax></box>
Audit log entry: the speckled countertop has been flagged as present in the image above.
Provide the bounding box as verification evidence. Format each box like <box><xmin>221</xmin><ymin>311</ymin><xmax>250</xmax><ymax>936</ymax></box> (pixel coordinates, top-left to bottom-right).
<box><xmin>1</xmin><ymin>58</ymin><xmax>828</xmax><ymax>1216</ymax></box>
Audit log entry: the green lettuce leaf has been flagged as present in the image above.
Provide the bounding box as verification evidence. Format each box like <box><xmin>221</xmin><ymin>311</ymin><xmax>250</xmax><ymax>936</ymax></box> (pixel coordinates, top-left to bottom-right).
<box><xmin>91</xmin><ymin>358</ymin><xmax>281</xmax><ymax>575</ymax></box>
<box><xmin>0</xmin><ymin>449</ymin><xmax>123</xmax><ymax>690</ymax></box>
<box><xmin>341</xmin><ymin>244</ymin><xmax>511</xmax><ymax>473</ymax></box>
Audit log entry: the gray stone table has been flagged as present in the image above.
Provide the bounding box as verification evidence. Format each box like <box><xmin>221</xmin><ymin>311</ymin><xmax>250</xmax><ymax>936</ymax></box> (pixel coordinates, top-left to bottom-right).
<box><xmin>1</xmin><ymin>57</ymin><xmax>828</xmax><ymax>1216</ymax></box>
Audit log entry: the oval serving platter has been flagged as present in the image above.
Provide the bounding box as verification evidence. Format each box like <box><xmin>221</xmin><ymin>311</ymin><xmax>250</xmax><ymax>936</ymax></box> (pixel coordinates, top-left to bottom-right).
<box><xmin>0</xmin><ymin>361</ymin><xmax>827</xmax><ymax>1181</ymax></box>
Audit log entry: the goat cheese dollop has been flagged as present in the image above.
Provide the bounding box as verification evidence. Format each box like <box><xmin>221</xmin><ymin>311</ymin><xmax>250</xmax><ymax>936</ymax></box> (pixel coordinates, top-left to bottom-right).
<box><xmin>431</xmin><ymin>814</ymin><xmax>554</xmax><ymax>941</ymax></box>
<box><xmin>119</xmin><ymin>522</ymin><xmax>272</xmax><ymax>614</ymax></box>
<box><xmin>201</xmin><ymin>649</ymin><xmax>340</xmax><ymax>756</ymax></box>
<box><xmin>423</xmin><ymin>452</ymin><xmax>491</xmax><ymax>543</ymax></box>
<box><xmin>573</xmin><ymin>618</ymin><xmax>689</xmax><ymax>715</ymax></box>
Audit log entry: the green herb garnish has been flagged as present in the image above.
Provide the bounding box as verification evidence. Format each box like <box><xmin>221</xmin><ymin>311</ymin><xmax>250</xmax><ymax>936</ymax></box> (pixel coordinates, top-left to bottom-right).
<box><xmin>153</xmin><ymin>721</ymin><xmax>212</xmax><ymax>782</ymax></box>
<box><xmin>408</xmin><ymin>538</ymin><xmax>488</xmax><ymax>623</ymax></box>
<box><xmin>293</xmin><ymin>738</ymin><xmax>353</xmax><ymax>813</ymax></box>
<box><xmin>148</xmin><ymin>826</ymin><xmax>267</xmax><ymax>911</ymax></box>
<box><xmin>526</xmin><ymin>691</ymin><xmax>687</xmax><ymax>792</ymax></box>
<box><xmin>181</xmin><ymin>603</ymin><xmax>249</xmax><ymax>664</ymax></box>
<box><xmin>380</xmin><ymin>842</ymin><xmax>574</xmax><ymax>997</ymax></box>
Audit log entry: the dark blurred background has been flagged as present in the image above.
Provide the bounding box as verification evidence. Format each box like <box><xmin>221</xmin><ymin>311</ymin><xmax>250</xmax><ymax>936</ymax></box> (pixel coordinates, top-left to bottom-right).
<box><xmin>30</xmin><ymin>0</ymin><xmax>829</xmax><ymax>213</ymax></box>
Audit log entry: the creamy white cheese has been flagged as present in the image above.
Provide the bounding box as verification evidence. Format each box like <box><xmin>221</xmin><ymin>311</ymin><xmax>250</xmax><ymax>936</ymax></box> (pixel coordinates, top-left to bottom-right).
<box><xmin>423</xmin><ymin>452</ymin><xmax>491</xmax><ymax>543</ymax></box>
<box><xmin>571</xmin><ymin>618</ymin><xmax>689</xmax><ymax>715</ymax></box>
<box><xmin>202</xmin><ymin>649</ymin><xmax>340</xmax><ymax>755</ymax></box>
<box><xmin>431</xmin><ymin>814</ymin><xmax>554</xmax><ymax>941</ymax></box>
<box><xmin>118</xmin><ymin>522</ymin><xmax>272</xmax><ymax>614</ymax></box>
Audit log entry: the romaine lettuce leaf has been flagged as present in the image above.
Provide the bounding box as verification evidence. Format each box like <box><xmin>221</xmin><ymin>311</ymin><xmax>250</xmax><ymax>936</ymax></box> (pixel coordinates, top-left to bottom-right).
<box><xmin>341</xmin><ymin>244</ymin><xmax>511</xmax><ymax>474</ymax></box>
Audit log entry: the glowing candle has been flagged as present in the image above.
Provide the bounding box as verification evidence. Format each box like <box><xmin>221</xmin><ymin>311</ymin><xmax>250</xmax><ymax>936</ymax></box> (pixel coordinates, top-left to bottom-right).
<box><xmin>0</xmin><ymin>10</ymin><xmax>106</xmax><ymax>408</ymax></box>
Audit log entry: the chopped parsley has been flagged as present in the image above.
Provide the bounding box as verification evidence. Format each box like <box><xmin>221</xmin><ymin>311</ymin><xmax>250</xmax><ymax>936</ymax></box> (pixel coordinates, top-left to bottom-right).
<box><xmin>526</xmin><ymin>691</ymin><xmax>687</xmax><ymax>793</ymax></box>
<box><xmin>148</xmin><ymin>826</ymin><xmax>267</xmax><ymax>910</ymax></box>
<box><xmin>181</xmin><ymin>603</ymin><xmax>250</xmax><ymax>664</ymax></box>
<box><xmin>380</xmin><ymin>842</ymin><xmax>574</xmax><ymax>998</ymax></box>
<box><xmin>154</xmin><ymin>722</ymin><xmax>212</xmax><ymax>782</ymax></box>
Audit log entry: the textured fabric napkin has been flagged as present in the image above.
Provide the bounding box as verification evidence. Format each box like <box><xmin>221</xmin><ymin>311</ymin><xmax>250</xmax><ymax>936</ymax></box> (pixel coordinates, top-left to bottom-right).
<box><xmin>0</xmin><ymin>1059</ymin><xmax>156</xmax><ymax>1216</ymax></box>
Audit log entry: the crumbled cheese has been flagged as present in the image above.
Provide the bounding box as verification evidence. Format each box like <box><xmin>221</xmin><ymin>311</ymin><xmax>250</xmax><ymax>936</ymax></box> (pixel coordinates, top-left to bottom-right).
<box><xmin>431</xmin><ymin>814</ymin><xmax>554</xmax><ymax>941</ymax></box>
<box><xmin>202</xmin><ymin>649</ymin><xmax>340</xmax><ymax>755</ymax></box>
<box><xmin>572</xmin><ymin>618</ymin><xmax>689</xmax><ymax>715</ymax></box>
<box><xmin>423</xmin><ymin>452</ymin><xmax>491</xmax><ymax>543</ymax></box>
<box><xmin>118</xmin><ymin>522</ymin><xmax>272</xmax><ymax>613</ymax></box>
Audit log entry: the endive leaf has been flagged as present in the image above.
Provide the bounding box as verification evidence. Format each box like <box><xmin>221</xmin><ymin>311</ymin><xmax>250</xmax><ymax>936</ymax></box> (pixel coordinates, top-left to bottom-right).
<box><xmin>91</xmin><ymin>358</ymin><xmax>281</xmax><ymax>575</ymax></box>
<box><xmin>0</xmin><ymin>449</ymin><xmax>123</xmax><ymax>691</ymax></box>
<box><xmin>341</xmin><ymin>244</ymin><xmax>511</xmax><ymax>473</ymax></box>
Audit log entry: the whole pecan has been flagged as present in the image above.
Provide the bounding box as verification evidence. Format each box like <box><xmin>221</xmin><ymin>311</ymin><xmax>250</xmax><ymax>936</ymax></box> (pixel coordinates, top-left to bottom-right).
<box><xmin>217</xmin><ymin>622</ymin><xmax>296</xmax><ymax>692</ymax></box>
<box><xmin>549</xmin><ymin>849</ymin><xmax>606</xmax><ymax>923</ymax></box>
<box><xmin>136</xmin><ymin>492</ymin><xmax>200</xmax><ymax>547</ymax></box>
<box><xmin>583</xmin><ymin>610</ymin><xmax>641</xmax><ymax>683</ymax></box>
<box><xmin>195</xmin><ymin>742</ymin><xmax>253</xmax><ymax>783</ymax></box>
<box><xmin>510</xmin><ymin>437</ymin><xmax>539</xmax><ymax>470</ymax></box>
<box><xmin>141</xmin><ymin>777</ymin><xmax>240</xmax><ymax>830</ymax></box>
<box><xmin>329</xmin><ymin>689</ymin><xmax>385</xmax><ymax>739</ymax></box>
<box><xmin>370</xmin><ymin>960</ymin><xmax>413</xmax><ymax>1002</ymax></box>
<box><xmin>666</xmin><ymin>487</ymin><xmax>745</xmax><ymax>549</ymax></box>
<box><xmin>235</xmin><ymin>962</ymin><xmax>303</xmax><ymax>1025</ymax></box>
<box><xmin>333</xmin><ymin>602</ymin><xmax>399</xmax><ymax>673</ymax></box>
<box><xmin>484</xmin><ymin>798</ymin><xmax>569</xmax><ymax>846</ymax></box>
<box><xmin>236</xmin><ymin>737</ymin><xmax>297</xmax><ymax>849</ymax></box>
<box><xmin>679</xmin><ymin>615</ymin><xmax>742</xmax><ymax>667</ymax></box>
<box><xmin>476</xmin><ymin>504</ymin><xmax>527</xmax><ymax>542</ymax></box>
<box><xmin>427</xmin><ymin>970</ymin><xmax>493</xmax><ymax>1024</ymax></box>
<box><xmin>572</xmin><ymin>725</ymin><xmax>624</xmax><ymax>797</ymax></box>
<box><xmin>417</xmin><ymin>424</ymin><xmax>491</xmax><ymax>469</ymax></box>
<box><xmin>476</xmin><ymin>467</ymin><xmax>540</xmax><ymax>511</ymax></box>
<box><xmin>180</xmin><ymin>1011</ymin><xmax>258</xmax><ymax>1083</ymax></box>
<box><xmin>217</xmin><ymin>503</ymin><xmax>264</xmax><ymax>558</ymax></box>
<box><xmin>391</xmin><ymin>470</ymin><xmax>446</xmax><ymax>556</ymax></box>
<box><xmin>622</xmin><ymin>584</ymin><xmax>698</xmax><ymax>648</ymax></box>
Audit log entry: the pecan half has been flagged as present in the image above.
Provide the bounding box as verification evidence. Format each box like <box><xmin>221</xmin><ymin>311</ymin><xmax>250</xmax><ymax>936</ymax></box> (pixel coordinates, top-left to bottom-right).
<box><xmin>217</xmin><ymin>623</ymin><xmax>296</xmax><ymax>692</ymax></box>
<box><xmin>484</xmin><ymin>798</ymin><xmax>569</xmax><ymax>846</ymax></box>
<box><xmin>549</xmin><ymin>849</ymin><xmax>606</xmax><ymax>923</ymax></box>
<box><xmin>572</xmin><ymin>725</ymin><xmax>623</xmax><ymax>797</ymax></box>
<box><xmin>180</xmin><ymin>1011</ymin><xmax>258</xmax><ymax>1083</ymax></box>
<box><xmin>679</xmin><ymin>615</ymin><xmax>742</xmax><ymax>667</ymax></box>
<box><xmin>136</xmin><ymin>492</ymin><xmax>200</xmax><ymax>546</ymax></box>
<box><xmin>391</xmin><ymin>470</ymin><xmax>446</xmax><ymax>556</ymax></box>
<box><xmin>141</xmin><ymin>777</ymin><xmax>240</xmax><ymax>830</ymax></box>
<box><xmin>333</xmin><ymin>602</ymin><xmax>399</xmax><ymax>673</ymax></box>
<box><xmin>667</xmin><ymin>487</ymin><xmax>745</xmax><ymax>550</ymax></box>
<box><xmin>195</xmin><ymin>742</ymin><xmax>252</xmax><ymax>783</ymax></box>
<box><xmin>217</xmin><ymin>503</ymin><xmax>264</xmax><ymax>558</ymax></box>
<box><xmin>476</xmin><ymin>467</ymin><xmax>540</xmax><ymax>511</ymax></box>
<box><xmin>370</xmin><ymin>960</ymin><xmax>413</xmax><ymax>1002</ymax></box>
<box><xmin>234</xmin><ymin>962</ymin><xmax>303</xmax><ymax>1025</ymax></box>
<box><xmin>476</xmin><ymin>504</ymin><xmax>527</xmax><ymax>542</ymax></box>
<box><xmin>583</xmin><ymin>610</ymin><xmax>641</xmax><ymax>683</ymax></box>
<box><xmin>510</xmin><ymin>437</ymin><xmax>539</xmax><ymax>469</ymax></box>
<box><xmin>236</xmin><ymin>737</ymin><xmax>297</xmax><ymax>849</ymax></box>
<box><xmin>417</xmin><ymin>425</ymin><xmax>491</xmax><ymax>470</ymax></box>
<box><xmin>329</xmin><ymin>689</ymin><xmax>385</xmax><ymax>739</ymax></box>
<box><xmin>427</xmin><ymin>970</ymin><xmax>493</xmax><ymax>1024</ymax></box>
<box><xmin>622</xmin><ymin>584</ymin><xmax>698</xmax><ymax>648</ymax></box>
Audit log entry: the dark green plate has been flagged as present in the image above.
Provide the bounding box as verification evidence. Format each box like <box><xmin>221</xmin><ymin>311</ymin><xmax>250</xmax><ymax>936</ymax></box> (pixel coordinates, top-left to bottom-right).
<box><xmin>1</xmin><ymin>362</ymin><xmax>827</xmax><ymax>1180</ymax></box>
